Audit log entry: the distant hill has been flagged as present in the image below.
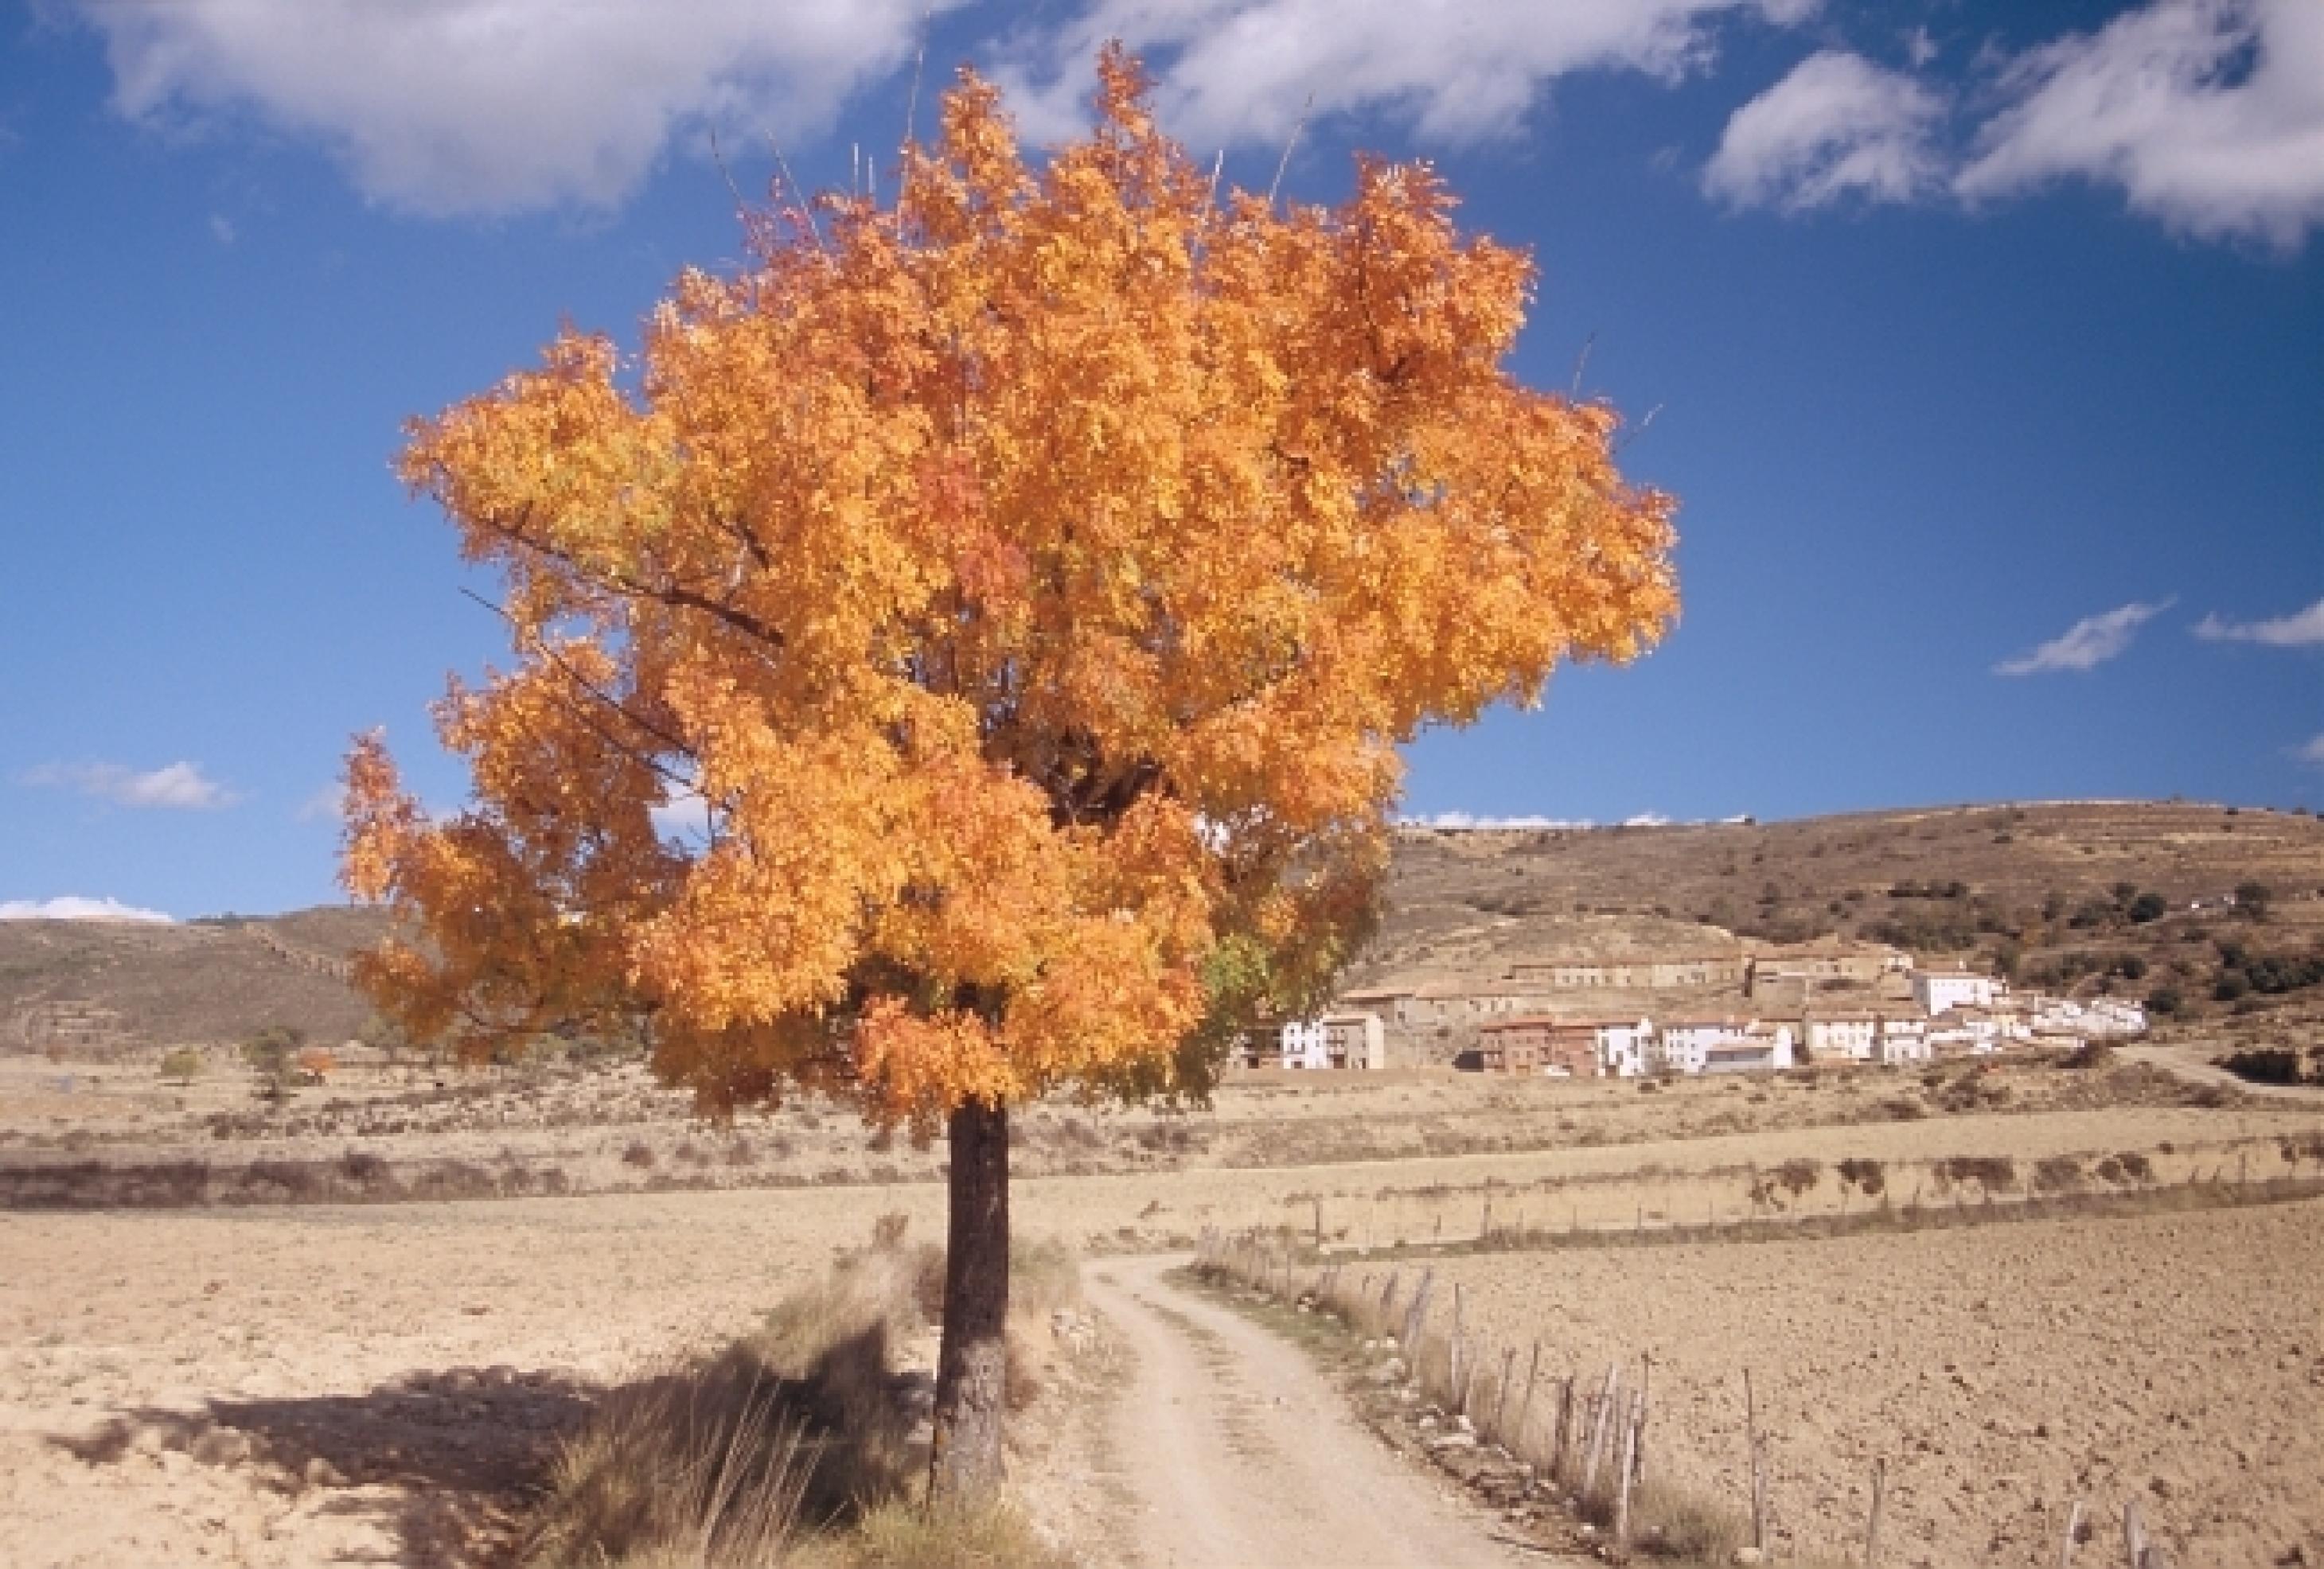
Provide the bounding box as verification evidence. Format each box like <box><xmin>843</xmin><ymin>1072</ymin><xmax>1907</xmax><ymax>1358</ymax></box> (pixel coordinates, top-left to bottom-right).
<box><xmin>5</xmin><ymin>801</ymin><xmax>2315</xmax><ymax>1056</ymax></box>
<box><xmin>1354</xmin><ymin>800</ymin><xmax>2323</xmax><ymax>1021</ymax></box>
<box><xmin>0</xmin><ymin>907</ymin><xmax>391</xmax><ymax>1054</ymax></box>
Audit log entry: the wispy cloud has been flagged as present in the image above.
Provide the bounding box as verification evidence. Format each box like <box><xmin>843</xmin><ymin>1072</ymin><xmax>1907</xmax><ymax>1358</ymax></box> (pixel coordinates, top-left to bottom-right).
<box><xmin>64</xmin><ymin>0</ymin><xmax>945</xmax><ymax>216</ymax></box>
<box><xmin>1956</xmin><ymin>0</ymin><xmax>2324</xmax><ymax>249</ymax></box>
<box><xmin>296</xmin><ymin>783</ymin><xmax>347</xmax><ymax>823</ymax></box>
<box><xmin>0</xmin><ymin>895</ymin><xmax>174</xmax><ymax>923</ymax></box>
<box><xmin>1403</xmin><ymin>812</ymin><xmax>1597</xmax><ymax>831</ymax></box>
<box><xmin>1704</xmin><ymin>50</ymin><xmax>1948</xmax><ymax>210</ymax></box>
<box><xmin>21</xmin><ymin>760</ymin><xmax>240</xmax><ymax>809</ymax></box>
<box><xmin>2193</xmin><ymin>595</ymin><xmax>2324</xmax><ymax>648</ymax></box>
<box><xmin>2294</xmin><ymin>734</ymin><xmax>2324</xmax><ymax>767</ymax></box>
<box><xmin>1402</xmin><ymin>810</ymin><xmax>1724</xmax><ymax>830</ymax></box>
<box><xmin>1995</xmin><ymin>598</ymin><xmax>2174</xmax><ymax>675</ymax></box>
<box><xmin>995</xmin><ymin>0</ymin><xmax>1815</xmax><ymax>150</ymax></box>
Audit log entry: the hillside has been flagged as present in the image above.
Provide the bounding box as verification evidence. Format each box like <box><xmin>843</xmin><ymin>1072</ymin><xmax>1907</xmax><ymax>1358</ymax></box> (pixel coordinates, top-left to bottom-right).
<box><xmin>4</xmin><ymin>800</ymin><xmax>2315</xmax><ymax>1057</ymax></box>
<box><xmin>0</xmin><ymin>909</ymin><xmax>390</xmax><ymax>1053</ymax></box>
<box><xmin>1355</xmin><ymin>799</ymin><xmax>2323</xmax><ymax>1025</ymax></box>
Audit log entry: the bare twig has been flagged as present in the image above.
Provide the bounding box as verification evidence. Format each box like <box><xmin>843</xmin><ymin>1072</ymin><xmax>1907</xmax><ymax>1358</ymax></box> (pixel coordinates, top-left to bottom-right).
<box><xmin>1267</xmin><ymin>92</ymin><xmax>1315</xmax><ymax>208</ymax></box>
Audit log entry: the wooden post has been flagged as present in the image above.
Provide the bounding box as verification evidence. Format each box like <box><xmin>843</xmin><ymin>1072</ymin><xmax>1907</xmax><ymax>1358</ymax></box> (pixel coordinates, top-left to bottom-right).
<box><xmin>1745</xmin><ymin>1368</ymin><xmax>1768</xmax><ymax>1553</ymax></box>
<box><xmin>2123</xmin><ymin>1498</ymin><xmax>2168</xmax><ymax>1568</ymax></box>
<box><xmin>1552</xmin><ymin>1374</ymin><xmax>1574</xmax><ymax>1478</ymax></box>
<box><xmin>1514</xmin><ymin>1341</ymin><xmax>1542</xmax><ymax>1452</ymax></box>
<box><xmin>1491</xmin><ymin>1343</ymin><xmax>1519</xmax><ymax>1442</ymax></box>
<box><xmin>2061</xmin><ymin>1501</ymin><xmax>2083</xmax><ymax>1568</ymax></box>
<box><xmin>1613</xmin><ymin>1392</ymin><xmax>1642</xmax><ymax>1550</ymax></box>
<box><xmin>1450</xmin><ymin>1284</ymin><xmax>1466</xmax><ymax>1406</ymax></box>
<box><xmin>1635</xmin><ymin>1354</ymin><xmax>1651</xmax><ymax>1485</ymax></box>
<box><xmin>1864</xmin><ymin>1458</ymin><xmax>1885</xmax><ymax>1567</ymax></box>
<box><xmin>1482</xmin><ymin>1193</ymin><xmax>1493</xmax><ymax>1240</ymax></box>
<box><xmin>1582</xmin><ymin>1363</ymin><xmax>1621</xmax><ymax>1498</ymax></box>
<box><xmin>1402</xmin><ymin>1268</ymin><xmax>1434</xmax><ymax>1352</ymax></box>
<box><xmin>1313</xmin><ymin>1195</ymin><xmax>1324</xmax><ymax>1248</ymax></box>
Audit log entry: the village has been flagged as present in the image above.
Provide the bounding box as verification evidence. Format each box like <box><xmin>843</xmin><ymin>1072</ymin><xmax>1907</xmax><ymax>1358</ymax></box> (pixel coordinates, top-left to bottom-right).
<box><xmin>1238</xmin><ymin>939</ymin><xmax>2152</xmax><ymax>1076</ymax></box>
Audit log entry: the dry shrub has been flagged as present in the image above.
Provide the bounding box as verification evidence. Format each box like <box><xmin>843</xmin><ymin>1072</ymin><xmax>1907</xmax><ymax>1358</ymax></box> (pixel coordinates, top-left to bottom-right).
<box><xmin>2060</xmin><ymin>1040</ymin><xmax>2117</xmax><ymax>1070</ymax></box>
<box><xmin>794</xmin><ymin>1499</ymin><xmax>1072</xmax><ymax>1569</ymax></box>
<box><xmin>1935</xmin><ymin>1155</ymin><xmax>2017</xmax><ymax>1193</ymax></box>
<box><xmin>528</xmin><ymin>1219</ymin><xmax>1082</xmax><ymax>1568</ymax></box>
<box><xmin>1630</xmin><ymin>1478</ymin><xmax>1748</xmax><ymax>1562</ymax></box>
<box><xmin>622</xmin><ymin>1141</ymin><xmax>657</xmax><ymax>1169</ymax></box>
<box><xmin>2033</xmin><ymin>1154</ymin><xmax>2086</xmax><ymax>1193</ymax></box>
<box><xmin>525</xmin><ymin>1352</ymin><xmax>812</xmax><ymax>1568</ymax></box>
<box><xmin>1835</xmin><ymin>1157</ymin><xmax>1885</xmax><ymax>1197</ymax></box>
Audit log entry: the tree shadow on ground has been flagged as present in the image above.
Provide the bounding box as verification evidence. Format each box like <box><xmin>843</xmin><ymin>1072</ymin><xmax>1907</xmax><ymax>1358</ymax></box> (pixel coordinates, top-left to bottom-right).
<box><xmin>47</xmin><ymin>1329</ymin><xmax>930</xmax><ymax>1568</ymax></box>
<box><xmin>51</xmin><ymin>1363</ymin><xmax>599</xmax><ymax>1567</ymax></box>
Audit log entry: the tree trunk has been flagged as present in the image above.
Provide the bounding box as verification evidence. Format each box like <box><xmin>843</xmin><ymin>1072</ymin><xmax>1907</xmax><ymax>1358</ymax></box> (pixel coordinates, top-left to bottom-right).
<box><xmin>928</xmin><ymin>1097</ymin><xmax>1010</xmax><ymax>1502</ymax></box>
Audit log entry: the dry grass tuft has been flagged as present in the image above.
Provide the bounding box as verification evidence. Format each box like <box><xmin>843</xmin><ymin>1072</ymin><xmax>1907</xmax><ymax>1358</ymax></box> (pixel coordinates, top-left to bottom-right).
<box><xmin>525</xmin><ymin>1218</ymin><xmax>1081</xmax><ymax>1568</ymax></box>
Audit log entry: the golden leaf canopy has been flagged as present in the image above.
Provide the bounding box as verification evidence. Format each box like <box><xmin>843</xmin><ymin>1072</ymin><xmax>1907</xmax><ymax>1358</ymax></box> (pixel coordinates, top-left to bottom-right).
<box><xmin>345</xmin><ymin>48</ymin><xmax>1676</xmax><ymax>1125</ymax></box>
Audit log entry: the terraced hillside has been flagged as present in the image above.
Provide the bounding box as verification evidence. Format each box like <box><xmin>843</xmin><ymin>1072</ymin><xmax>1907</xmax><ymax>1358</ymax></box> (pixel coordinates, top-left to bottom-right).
<box><xmin>0</xmin><ymin>912</ymin><xmax>388</xmax><ymax>1053</ymax></box>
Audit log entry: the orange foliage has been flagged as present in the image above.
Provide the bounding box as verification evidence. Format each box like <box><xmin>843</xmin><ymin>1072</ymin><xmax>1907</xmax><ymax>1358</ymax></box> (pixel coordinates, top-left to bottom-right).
<box><xmin>345</xmin><ymin>49</ymin><xmax>1676</xmax><ymax>1128</ymax></box>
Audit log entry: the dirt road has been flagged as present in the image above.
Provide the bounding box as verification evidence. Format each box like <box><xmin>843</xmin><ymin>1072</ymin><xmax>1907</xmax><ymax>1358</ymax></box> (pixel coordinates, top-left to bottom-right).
<box><xmin>1078</xmin><ymin>1255</ymin><xmax>1550</xmax><ymax>1569</ymax></box>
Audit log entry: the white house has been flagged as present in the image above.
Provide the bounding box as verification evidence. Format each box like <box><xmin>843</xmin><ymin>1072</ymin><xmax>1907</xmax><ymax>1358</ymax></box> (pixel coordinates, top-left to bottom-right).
<box><xmin>1655</xmin><ymin>1016</ymin><xmax>1792</xmax><ymax>1075</ymax></box>
<box><xmin>1928</xmin><ymin>1009</ymin><xmax>2004</xmax><ymax>1056</ymax></box>
<box><xmin>1594</xmin><ymin>1017</ymin><xmax>1656</xmax><ymax>1078</ymax></box>
<box><xmin>1913</xmin><ymin>970</ymin><xmax>2003</xmax><ymax>1015</ymax></box>
<box><xmin>1247</xmin><ymin>1012</ymin><xmax>1387</xmax><ymax>1070</ymax></box>
<box><xmin>1702</xmin><ymin>1022</ymin><xmax>1796</xmax><ymax>1074</ymax></box>
<box><xmin>1801</xmin><ymin>1013</ymin><xmax>1880</xmax><ymax>1063</ymax></box>
<box><xmin>1870</xmin><ymin>1014</ymin><xmax>1931</xmax><ymax>1064</ymax></box>
<box><xmin>1276</xmin><ymin>1018</ymin><xmax>1331</xmax><ymax>1069</ymax></box>
<box><xmin>1803</xmin><ymin>1011</ymin><xmax>1932</xmax><ymax>1065</ymax></box>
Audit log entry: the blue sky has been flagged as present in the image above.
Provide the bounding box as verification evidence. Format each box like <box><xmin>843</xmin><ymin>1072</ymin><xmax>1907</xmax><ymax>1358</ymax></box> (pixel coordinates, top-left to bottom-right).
<box><xmin>2</xmin><ymin>0</ymin><xmax>2319</xmax><ymax>921</ymax></box>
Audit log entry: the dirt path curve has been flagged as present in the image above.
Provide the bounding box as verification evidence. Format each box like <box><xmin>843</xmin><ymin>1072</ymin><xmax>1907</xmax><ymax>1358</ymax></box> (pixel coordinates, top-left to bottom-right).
<box><xmin>1078</xmin><ymin>1254</ymin><xmax>1553</xmax><ymax>1569</ymax></box>
<box><xmin>2120</xmin><ymin>1041</ymin><xmax>2324</xmax><ymax>1102</ymax></box>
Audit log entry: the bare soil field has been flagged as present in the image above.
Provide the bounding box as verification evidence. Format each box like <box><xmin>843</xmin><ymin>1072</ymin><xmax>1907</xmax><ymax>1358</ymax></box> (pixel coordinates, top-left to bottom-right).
<box><xmin>0</xmin><ymin>1045</ymin><xmax>2290</xmax><ymax>1209</ymax></box>
<box><xmin>7</xmin><ymin>1075</ymin><xmax>2323</xmax><ymax>1565</ymax></box>
<box><xmin>1428</xmin><ymin>1201</ymin><xmax>2324</xmax><ymax>1569</ymax></box>
<box><xmin>6</xmin><ymin>1034</ymin><xmax>2321</xmax><ymax>1567</ymax></box>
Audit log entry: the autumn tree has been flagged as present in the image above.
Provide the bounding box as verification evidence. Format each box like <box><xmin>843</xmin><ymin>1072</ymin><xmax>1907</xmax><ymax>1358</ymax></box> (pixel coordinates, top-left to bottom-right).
<box><xmin>344</xmin><ymin>49</ymin><xmax>1675</xmax><ymax>1501</ymax></box>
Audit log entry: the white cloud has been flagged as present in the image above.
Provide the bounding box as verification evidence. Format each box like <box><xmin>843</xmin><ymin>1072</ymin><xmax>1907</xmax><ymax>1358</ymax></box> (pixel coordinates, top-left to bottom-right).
<box><xmin>296</xmin><ymin>783</ymin><xmax>347</xmax><ymax>823</ymax></box>
<box><xmin>1623</xmin><ymin>812</ymin><xmax>1673</xmax><ymax>827</ymax></box>
<box><xmin>2193</xmin><ymin>595</ymin><xmax>2324</xmax><ymax>647</ymax></box>
<box><xmin>66</xmin><ymin>0</ymin><xmax>944</xmax><ymax>216</ymax></box>
<box><xmin>0</xmin><ymin>896</ymin><xmax>174</xmax><ymax>923</ymax></box>
<box><xmin>1403</xmin><ymin>812</ymin><xmax>1597</xmax><ymax>831</ymax></box>
<box><xmin>1703</xmin><ymin>50</ymin><xmax>1947</xmax><ymax>210</ymax></box>
<box><xmin>208</xmin><ymin>212</ymin><xmax>235</xmax><ymax>245</ymax></box>
<box><xmin>1956</xmin><ymin>0</ymin><xmax>2324</xmax><ymax>248</ymax></box>
<box><xmin>996</xmin><ymin>0</ymin><xmax>1815</xmax><ymax>150</ymax></box>
<box><xmin>2295</xmin><ymin>734</ymin><xmax>2324</xmax><ymax>766</ymax></box>
<box><xmin>21</xmin><ymin>761</ymin><xmax>240</xmax><ymax>810</ymax></box>
<box><xmin>1995</xmin><ymin>598</ymin><xmax>2174</xmax><ymax>675</ymax></box>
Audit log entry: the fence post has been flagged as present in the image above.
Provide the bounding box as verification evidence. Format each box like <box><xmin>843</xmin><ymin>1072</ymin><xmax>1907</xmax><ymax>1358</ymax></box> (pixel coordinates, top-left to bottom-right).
<box><xmin>1449</xmin><ymin>1284</ymin><xmax>1466</xmax><ymax>1407</ymax></box>
<box><xmin>1864</xmin><ymin>1458</ymin><xmax>1885</xmax><ymax>1568</ymax></box>
<box><xmin>1492</xmin><ymin>1344</ymin><xmax>1519</xmax><ymax>1443</ymax></box>
<box><xmin>1515</xmin><ymin>1341</ymin><xmax>1542</xmax><ymax>1453</ymax></box>
<box><xmin>1581</xmin><ymin>1363</ymin><xmax>1621</xmax><ymax>1499</ymax></box>
<box><xmin>1613</xmin><ymin>1391</ymin><xmax>1642</xmax><ymax>1550</ymax></box>
<box><xmin>1745</xmin><ymin>1368</ymin><xmax>1768</xmax><ymax>1553</ymax></box>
